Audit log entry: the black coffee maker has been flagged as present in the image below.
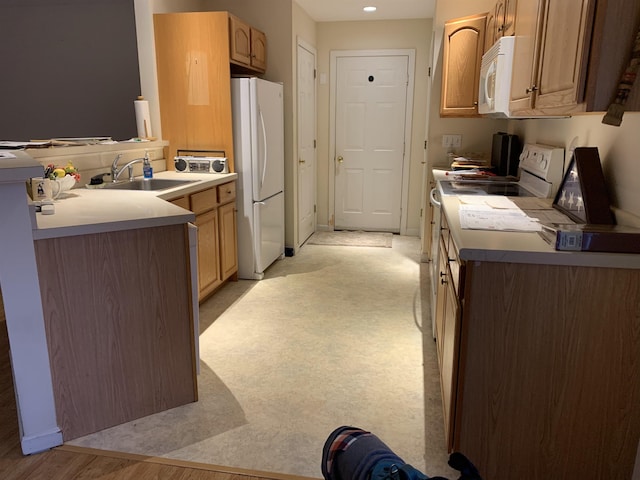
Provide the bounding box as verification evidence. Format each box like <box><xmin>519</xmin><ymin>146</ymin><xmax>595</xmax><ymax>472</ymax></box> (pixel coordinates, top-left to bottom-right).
<box><xmin>491</xmin><ymin>132</ymin><xmax>522</xmax><ymax>177</ymax></box>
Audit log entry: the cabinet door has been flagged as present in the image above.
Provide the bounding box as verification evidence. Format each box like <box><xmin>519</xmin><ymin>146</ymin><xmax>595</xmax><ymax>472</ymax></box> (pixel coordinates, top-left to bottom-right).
<box><xmin>441</xmin><ymin>13</ymin><xmax>487</xmax><ymax>117</ymax></box>
<box><xmin>250</xmin><ymin>27</ymin><xmax>267</xmax><ymax>72</ymax></box>
<box><xmin>484</xmin><ymin>6</ymin><xmax>497</xmax><ymax>53</ymax></box>
<box><xmin>441</xmin><ymin>263</ymin><xmax>461</xmax><ymax>452</ymax></box>
<box><xmin>229</xmin><ymin>14</ymin><xmax>251</xmax><ymax>66</ymax></box>
<box><xmin>534</xmin><ymin>0</ymin><xmax>592</xmax><ymax>111</ymax></box>
<box><xmin>503</xmin><ymin>0</ymin><xmax>517</xmax><ymax>36</ymax></box>
<box><xmin>435</xmin><ymin>238</ymin><xmax>448</xmax><ymax>366</ymax></box>
<box><xmin>509</xmin><ymin>0</ymin><xmax>544</xmax><ymax>114</ymax></box>
<box><xmin>218</xmin><ymin>201</ymin><xmax>238</xmax><ymax>281</ymax></box>
<box><xmin>195</xmin><ymin>209</ymin><xmax>221</xmax><ymax>300</ymax></box>
<box><xmin>494</xmin><ymin>0</ymin><xmax>506</xmax><ymax>38</ymax></box>
<box><xmin>154</xmin><ymin>12</ymin><xmax>234</xmax><ymax>163</ymax></box>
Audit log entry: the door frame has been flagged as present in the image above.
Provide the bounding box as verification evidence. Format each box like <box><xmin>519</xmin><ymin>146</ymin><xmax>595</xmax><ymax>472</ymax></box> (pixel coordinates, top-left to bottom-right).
<box><xmin>329</xmin><ymin>49</ymin><xmax>416</xmax><ymax>235</ymax></box>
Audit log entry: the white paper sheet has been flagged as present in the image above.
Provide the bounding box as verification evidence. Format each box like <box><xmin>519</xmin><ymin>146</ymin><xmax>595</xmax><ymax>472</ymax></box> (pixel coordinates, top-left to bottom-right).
<box><xmin>458</xmin><ymin>200</ymin><xmax>542</xmax><ymax>232</ymax></box>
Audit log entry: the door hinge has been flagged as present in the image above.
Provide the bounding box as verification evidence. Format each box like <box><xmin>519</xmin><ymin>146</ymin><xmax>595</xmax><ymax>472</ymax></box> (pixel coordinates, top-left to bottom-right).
<box><xmin>428</xmin><ymin>66</ymin><xmax>431</xmax><ymax>77</ymax></box>
<box><xmin>314</xmin><ymin>139</ymin><xmax>317</xmax><ymax>148</ymax></box>
<box><xmin>314</xmin><ymin>204</ymin><xmax>317</xmax><ymax>213</ymax></box>
<box><xmin>420</xmin><ymin>208</ymin><xmax>423</xmax><ymax>218</ymax></box>
<box><xmin>314</xmin><ymin>69</ymin><xmax>317</xmax><ymax>79</ymax></box>
<box><xmin>424</xmin><ymin>140</ymin><xmax>427</xmax><ymax>149</ymax></box>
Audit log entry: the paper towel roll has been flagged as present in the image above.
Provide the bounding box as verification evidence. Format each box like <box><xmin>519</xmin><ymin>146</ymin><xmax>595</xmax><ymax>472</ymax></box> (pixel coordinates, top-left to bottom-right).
<box><xmin>134</xmin><ymin>96</ymin><xmax>152</xmax><ymax>139</ymax></box>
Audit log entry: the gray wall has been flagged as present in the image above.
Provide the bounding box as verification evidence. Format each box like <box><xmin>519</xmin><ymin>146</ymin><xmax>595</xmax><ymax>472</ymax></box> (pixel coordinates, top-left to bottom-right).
<box><xmin>0</xmin><ymin>0</ymin><xmax>141</xmax><ymax>141</ymax></box>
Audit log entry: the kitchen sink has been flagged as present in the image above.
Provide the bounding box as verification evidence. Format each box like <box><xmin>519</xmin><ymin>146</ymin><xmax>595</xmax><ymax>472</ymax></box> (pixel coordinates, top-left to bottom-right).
<box><xmin>102</xmin><ymin>178</ymin><xmax>198</xmax><ymax>191</ymax></box>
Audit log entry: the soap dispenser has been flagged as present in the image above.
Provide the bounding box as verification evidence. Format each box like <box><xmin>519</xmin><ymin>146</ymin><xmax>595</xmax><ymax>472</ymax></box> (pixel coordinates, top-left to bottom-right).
<box><xmin>142</xmin><ymin>150</ymin><xmax>153</xmax><ymax>180</ymax></box>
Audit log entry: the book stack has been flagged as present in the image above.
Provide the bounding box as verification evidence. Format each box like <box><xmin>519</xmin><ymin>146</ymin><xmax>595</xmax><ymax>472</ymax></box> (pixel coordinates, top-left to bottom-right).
<box><xmin>540</xmin><ymin>223</ymin><xmax>640</xmax><ymax>253</ymax></box>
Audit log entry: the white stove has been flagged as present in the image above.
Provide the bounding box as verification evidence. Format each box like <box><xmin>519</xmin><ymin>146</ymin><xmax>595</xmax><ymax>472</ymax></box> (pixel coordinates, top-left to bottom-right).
<box><xmin>438</xmin><ymin>143</ymin><xmax>565</xmax><ymax>199</ymax></box>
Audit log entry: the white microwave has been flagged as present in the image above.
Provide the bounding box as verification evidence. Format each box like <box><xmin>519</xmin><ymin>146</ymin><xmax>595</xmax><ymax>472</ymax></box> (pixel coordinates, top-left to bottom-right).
<box><xmin>478</xmin><ymin>36</ymin><xmax>515</xmax><ymax>118</ymax></box>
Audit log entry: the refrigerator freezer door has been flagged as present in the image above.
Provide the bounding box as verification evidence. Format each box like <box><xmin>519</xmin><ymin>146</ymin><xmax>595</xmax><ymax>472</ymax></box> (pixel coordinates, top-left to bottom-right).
<box><xmin>253</xmin><ymin>192</ymin><xmax>285</xmax><ymax>279</ymax></box>
<box><xmin>252</xmin><ymin>78</ymin><xmax>284</xmax><ymax>201</ymax></box>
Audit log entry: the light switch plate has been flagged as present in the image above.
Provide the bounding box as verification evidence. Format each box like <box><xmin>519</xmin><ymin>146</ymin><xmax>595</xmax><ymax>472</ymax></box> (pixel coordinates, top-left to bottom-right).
<box><xmin>442</xmin><ymin>134</ymin><xmax>462</xmax><ymax>148</ymax></box>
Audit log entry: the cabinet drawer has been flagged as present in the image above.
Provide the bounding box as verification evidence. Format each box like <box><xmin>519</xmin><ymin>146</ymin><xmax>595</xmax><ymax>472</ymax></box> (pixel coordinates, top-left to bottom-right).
<box><xmin>169</xmin><ymin>195</ymin><xmax>190</xmax><ymax>210</ymax></box>
<box><xmin>218</xmin><ymin>181</ymin><xmax>236</xmax><ymax>204</ymax></box>
<box><xmin>190</xmin><ymin>187</ymin><xmax>218</xmax><ymax>215</ymax></box>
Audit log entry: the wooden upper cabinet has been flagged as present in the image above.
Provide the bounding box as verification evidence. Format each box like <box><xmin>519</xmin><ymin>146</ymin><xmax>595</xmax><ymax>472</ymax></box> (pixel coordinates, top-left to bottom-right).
<box><xmin>250</xmin><ymin>28</ymin><xmax>267</xmax><ymax>72</ymax></box>
<box><xmin>484</xmin><ymin>7</ymin><xmax>497</xmax><ymax>52</ymax></box>
<box><xmin>441</xmin><ymin>13</ymin><xmax>487</xmax><ymax>117</ymax></box>
<box><xmin>228</xmin><ymin>14</ymin><xmax>266</xmax><ymax>74</ymax></box>
<box><xmin>509</xmin><ymin>0</ymin><xmax>542</xmax><ymax>113</ymax></box>
<box><xmin>502</xmin><ymin>0</ymin><xmax>517</xmax><ymax>36</ymax></box>
<box><xmin>229</xmin><ymin>14</ymin><xmax>251</xmax><ymax>65</ymax></box>
<box><xmin>485</xmin><ymin>0</ymin><xmax>516</xmax><ymax>53</ymax></box>
<box><xmin>153</xmin><ymin>12</ymin><xmax>235</xmax><ymax>167</ymax></box>
<box><xmin>510</xmin><ymin>0</ymin><xmax>594</xmax><ymax>116</ymax></box>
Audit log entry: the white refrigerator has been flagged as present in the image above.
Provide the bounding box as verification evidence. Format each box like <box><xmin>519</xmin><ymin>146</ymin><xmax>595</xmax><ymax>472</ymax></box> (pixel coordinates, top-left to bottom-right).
<box><xmin>231</xmin><ymin>77</ymin><xmax>285</xmax><ymax>280</ymax></box>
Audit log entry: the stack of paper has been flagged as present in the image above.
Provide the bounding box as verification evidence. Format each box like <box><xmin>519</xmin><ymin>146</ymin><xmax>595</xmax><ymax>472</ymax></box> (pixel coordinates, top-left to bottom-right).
<box><xmin>457</xmin><ymin>196</ymin><xmax>542</xmax><ymax>232</ymax></box>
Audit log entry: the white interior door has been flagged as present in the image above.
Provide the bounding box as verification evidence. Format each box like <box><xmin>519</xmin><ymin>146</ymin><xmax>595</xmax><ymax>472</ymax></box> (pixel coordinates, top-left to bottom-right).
<box><xmin>297</xmin><ymin>41</ymin><xmax>316</xmax><ymax>245</ymax></box>
<box><xmin>334</xmin><ymin>55</ymin><xmax>409</xmax><ymax>232</ymax></box>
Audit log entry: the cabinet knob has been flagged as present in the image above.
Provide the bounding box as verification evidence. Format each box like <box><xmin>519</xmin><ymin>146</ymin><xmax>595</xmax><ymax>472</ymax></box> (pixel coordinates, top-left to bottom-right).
<box><xmin>441</xmin><ymin>277</ymin><xmax>447</xmax><ymax>285</ymax></box>
<box><xmin>526</xmin><ymin>85</ymin><xmax>539</xmax><ymax>94</ymax></box>
<box><xmin>299</xmin><ymin>158</ymin><xmax>306</xmax><ymax>164</ymax></box>
<box><xmin>337</xmin><ymin>155</ymin><xmax>344</xmax><ymax>163</ymax></box>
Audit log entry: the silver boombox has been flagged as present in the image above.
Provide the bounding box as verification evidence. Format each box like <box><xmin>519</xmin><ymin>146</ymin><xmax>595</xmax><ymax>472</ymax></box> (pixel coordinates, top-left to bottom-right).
<box><xmin>174</xmin><ymin>156</ymin><xmax>228</xmax><ymax>174</ymax></box>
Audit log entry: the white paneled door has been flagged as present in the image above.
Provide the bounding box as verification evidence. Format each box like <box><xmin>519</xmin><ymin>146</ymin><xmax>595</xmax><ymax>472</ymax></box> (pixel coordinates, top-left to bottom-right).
<box><xmin>334</xmin><ymin>54</ymin><xmax>410</xmax><ymax>231</ymax></box>
<box><xmin>297</xmin><ymin>41</ymin><xmax>316</xmax><ymax>245</ymax></box>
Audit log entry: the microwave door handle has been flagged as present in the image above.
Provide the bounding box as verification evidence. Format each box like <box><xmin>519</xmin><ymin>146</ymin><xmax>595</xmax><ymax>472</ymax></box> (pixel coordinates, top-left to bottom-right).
<box><xmin>485</xmin><ymin>61</ymin><xmax>496</xmax><ymax>106</ymax></box>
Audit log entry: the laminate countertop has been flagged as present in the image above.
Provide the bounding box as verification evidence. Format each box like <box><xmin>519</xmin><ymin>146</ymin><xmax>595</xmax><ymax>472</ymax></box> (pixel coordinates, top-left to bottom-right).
<box><xmin>33</xmin><ymin>171</ymin><xmax>237</xmax><ymax>240</ymax></box>
<box><xmin>439</xmin><ymin>192</ymin><xmax>640</xmax><ymax>270</ymax></box>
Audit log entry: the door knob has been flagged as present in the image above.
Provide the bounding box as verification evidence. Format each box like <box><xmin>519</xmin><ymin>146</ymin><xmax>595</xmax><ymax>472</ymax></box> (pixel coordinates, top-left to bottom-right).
<box><xmin>337</xmin><ymin>155</ymin><xmax>344</xmax><ymax>163</ymax></box>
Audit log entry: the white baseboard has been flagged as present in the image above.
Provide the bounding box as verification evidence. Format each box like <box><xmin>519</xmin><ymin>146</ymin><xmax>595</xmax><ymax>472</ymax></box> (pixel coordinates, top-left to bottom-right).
<box><xmin>21</xmin><ymin>428</ymin><xmax>63</xmax><ymax>455</ymax></box>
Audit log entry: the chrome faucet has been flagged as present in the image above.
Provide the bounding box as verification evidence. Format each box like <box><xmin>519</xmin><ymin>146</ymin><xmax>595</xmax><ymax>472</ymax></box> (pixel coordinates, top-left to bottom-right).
<box><xmin>111</xmin><ymin>153</ymin><xmax>148</xmax><ymax>182</ymax></box>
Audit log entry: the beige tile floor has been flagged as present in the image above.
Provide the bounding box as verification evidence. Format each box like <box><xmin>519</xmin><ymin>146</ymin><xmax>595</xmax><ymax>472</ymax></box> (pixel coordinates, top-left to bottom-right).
<box><xmin>68</xmin><ymin>235</ymin><xmax>457</xmax><ymax>479</ymax></box>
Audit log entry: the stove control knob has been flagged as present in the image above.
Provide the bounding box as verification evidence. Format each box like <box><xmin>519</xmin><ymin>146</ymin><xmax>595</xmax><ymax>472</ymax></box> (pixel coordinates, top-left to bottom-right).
<box><xmin>539</xmin><ymin>156</ymin><xmax>548</xmax><ymax>170</ymax></box>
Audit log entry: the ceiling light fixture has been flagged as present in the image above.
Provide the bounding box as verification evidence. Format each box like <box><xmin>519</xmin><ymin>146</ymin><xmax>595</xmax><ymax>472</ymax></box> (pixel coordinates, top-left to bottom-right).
<box><xmin>363</xmin><ymin>6</ymin><xmax>377</xmax><ymax>13</ymax></box>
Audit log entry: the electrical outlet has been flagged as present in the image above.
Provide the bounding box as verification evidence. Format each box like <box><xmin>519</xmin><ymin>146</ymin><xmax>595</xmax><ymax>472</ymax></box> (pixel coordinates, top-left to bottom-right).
<box><xmin>442</xmin><ymin>134</ymin><xmax>462</xmax><ymax>148</ymax></box>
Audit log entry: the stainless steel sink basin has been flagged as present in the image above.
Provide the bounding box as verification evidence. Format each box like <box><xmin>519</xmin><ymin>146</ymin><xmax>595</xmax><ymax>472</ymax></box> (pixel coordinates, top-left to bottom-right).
<box><xmin>102</xmin><ymin>178</ymin><xmax>198</xmax><ymax>191</ymax></box>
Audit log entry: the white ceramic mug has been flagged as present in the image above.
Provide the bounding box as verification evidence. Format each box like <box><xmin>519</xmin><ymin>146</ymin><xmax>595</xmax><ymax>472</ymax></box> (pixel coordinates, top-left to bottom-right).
<box><xmin>31</xmin><ymin>177</ymin><xmax>63</xmax><ymax>200</ymax></box>
<box><xmin>31</xmin><ymin>177</ymin><xmax>52</xmax><ymax>200</ymax></box>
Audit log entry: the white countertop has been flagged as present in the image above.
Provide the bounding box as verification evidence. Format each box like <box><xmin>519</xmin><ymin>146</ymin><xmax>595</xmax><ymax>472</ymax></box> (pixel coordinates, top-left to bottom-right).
<box><xmin>439</xmin><ymin>189</ymin><xmax>640</xmax><ymax>269</ymax></box>
<box><xmin>33</xmin><ymin>171</ymin><xmax>237</xmax><ymax>240</ymax></box>
<box><xmin>1</xmin><ymin>150</ymin><xmax>45</xmax><ymax>183</ymax></box>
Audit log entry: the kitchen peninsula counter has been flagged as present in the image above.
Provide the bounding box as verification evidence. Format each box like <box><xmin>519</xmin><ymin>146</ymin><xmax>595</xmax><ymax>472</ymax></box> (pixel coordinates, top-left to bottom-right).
<box><xmin>33</xmin><ymin>171</ymin><xmax>237</xmax><ymax>240</ymax></box>
<box><xmin>27</xmin><ymin>171</ymin><xmax>241</xmax><ymax>442</ymax></box>
<box><xmin>434</xmin><ymin>190</ymin><xmax>640</xmax><ymax>479</ymax></box>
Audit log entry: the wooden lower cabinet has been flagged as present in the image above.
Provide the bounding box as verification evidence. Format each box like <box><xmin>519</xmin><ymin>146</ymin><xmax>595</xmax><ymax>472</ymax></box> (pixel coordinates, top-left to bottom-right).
<box><xmin>195</xmin><ymin>208</ymin><xmax>221</xmax><ymax>296</ymax></box>
<box><xmin>434</xmin><ymin>213</ymin><xmax>640</xmax><ymax>478</ymax></box>
<box><xmin>437</xmin><ymin>237</ymin><xmax>460</xmax><ymax>452</ymax></box>
<box><xmin>169</xmin><ymin>180</ymin><xmax>238</xmax><ymax>302</ymax></box>
<box><xmin>35</xmin><ymin>224</ymin><xmax>197</xmax><ymax>441</ymax></box>
<box><xmin>219</xmin><ymin>201</ymin><xmax>238</xmax><ymax>280</ymax></box>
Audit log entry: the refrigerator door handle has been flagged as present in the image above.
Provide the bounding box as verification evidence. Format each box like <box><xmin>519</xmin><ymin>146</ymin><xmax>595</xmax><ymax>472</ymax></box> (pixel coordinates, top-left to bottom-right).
<box><xmin>259</xmin><ymin>108</ymin><xmax>268</xmax><ymax>191</ymax></box>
